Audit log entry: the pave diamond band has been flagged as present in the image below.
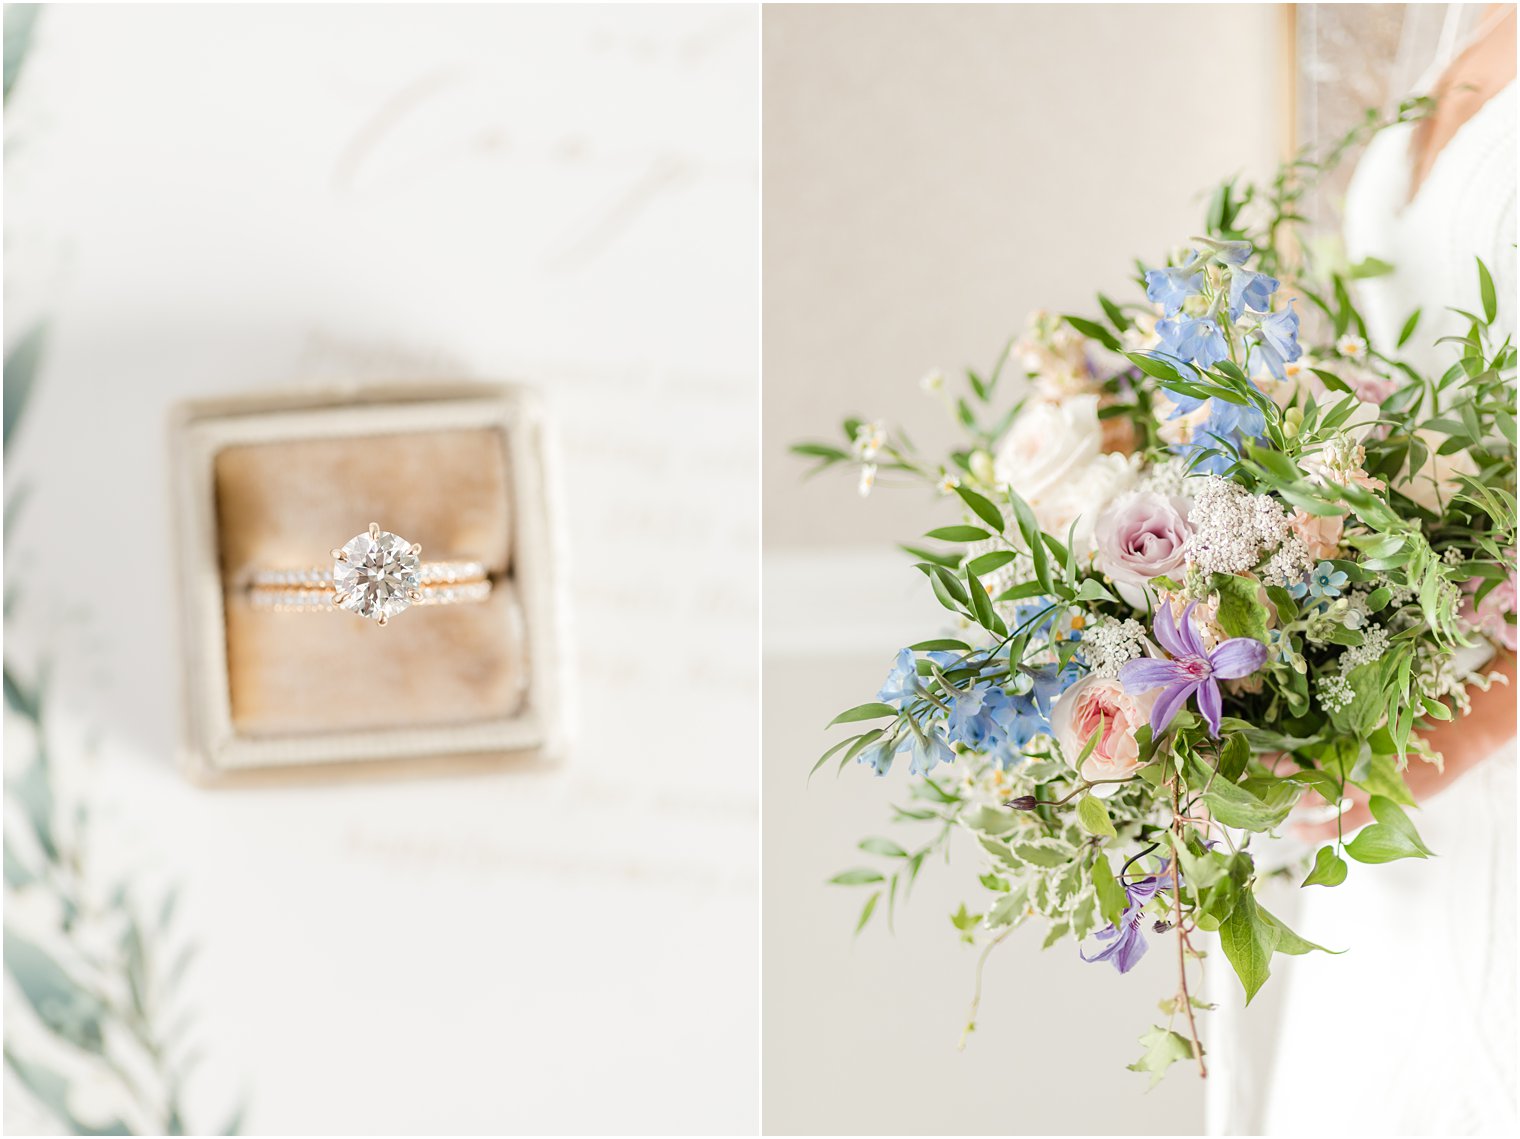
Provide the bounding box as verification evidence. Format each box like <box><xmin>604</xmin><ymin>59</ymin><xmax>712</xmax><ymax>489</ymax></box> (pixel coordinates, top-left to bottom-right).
<box><xmin>245</xmin><ymin>523</ymin><xmax>491</xmax><ymax>625</ymax></box>
<box><xmin>247</xmin><ymin>562</ymin><xmax>490</xmax><ymax>589</ymax></box>
<box><xmin>249</xmin><ymin>579</ymin><xmax>492</xmax><ymax>612</ymax></box>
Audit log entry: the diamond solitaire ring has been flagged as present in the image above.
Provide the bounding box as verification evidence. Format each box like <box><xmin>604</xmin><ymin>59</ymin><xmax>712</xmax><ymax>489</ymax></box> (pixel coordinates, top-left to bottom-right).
<box><xmin>246</xmin><ymin>523</ymin><xmax>492</xmax><ymax>625</ymax></box>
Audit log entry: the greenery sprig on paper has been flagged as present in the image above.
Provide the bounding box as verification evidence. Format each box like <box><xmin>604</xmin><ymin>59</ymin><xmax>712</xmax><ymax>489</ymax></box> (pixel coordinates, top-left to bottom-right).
<box><xmin>795</xmin><ymin>100</ymin><xmax>1515</xmax><ymax>1082</ymax></box>
<box><xmin>4</xmin><ymin>10</ymin><xmax>241</xmax><ymax>1130</ymax></box>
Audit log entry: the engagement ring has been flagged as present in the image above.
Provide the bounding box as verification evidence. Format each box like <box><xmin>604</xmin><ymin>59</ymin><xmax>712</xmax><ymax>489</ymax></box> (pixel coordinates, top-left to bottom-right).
<box><xmin>246</xmin><ymin>523</ymin><xmax>491</xmax><ymax>625</ymax></box>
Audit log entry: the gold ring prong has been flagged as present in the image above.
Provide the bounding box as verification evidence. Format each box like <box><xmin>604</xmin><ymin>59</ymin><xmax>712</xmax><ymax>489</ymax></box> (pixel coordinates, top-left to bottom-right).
<box><xmin>369</xmin><ymin>522</ymin><xmax>380</xmax><ymax>539</ymax></box>
<box><xmin>330</xmin><ymin>547</ymin><xmax>344</xmax><ymax>560</ymax></box>
<box><xmin>409</xmin><ymin>542</ymin><xmax>422</xmax><ymax>556</ymax></box>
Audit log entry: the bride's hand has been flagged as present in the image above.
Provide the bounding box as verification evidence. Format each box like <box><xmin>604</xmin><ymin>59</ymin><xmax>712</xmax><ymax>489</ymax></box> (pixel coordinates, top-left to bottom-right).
<box><xmin>1293</xmin><ymin>650</ymin><xmax>1517</xmax><ymax>843</ymax></box>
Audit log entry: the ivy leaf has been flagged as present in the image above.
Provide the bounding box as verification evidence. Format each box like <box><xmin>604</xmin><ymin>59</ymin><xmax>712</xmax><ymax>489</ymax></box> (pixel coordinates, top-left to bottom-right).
<box><xmin>1219</xmin><ymin>891</ymin><xmax>1278</xmax><ymax>1004</ymax></box>
<box><xmin>1076</xmin><ymin>794</ymin><xmax>1117</xmax><ymax>839</ymax></box>
<box><xmin>949</xmin><ymin>902</ymin><xmax>981</xmax><ymax>932</ymax></box>
<box><xmin>1300</xmin><ymin>845</ymin><xmax>1348</xmax><ymax>888</ymax></box>
<box><xmin>1127</xmin><ymin>1025</ymin><xmax>1197</xmax><ymax>1088</ymax></box>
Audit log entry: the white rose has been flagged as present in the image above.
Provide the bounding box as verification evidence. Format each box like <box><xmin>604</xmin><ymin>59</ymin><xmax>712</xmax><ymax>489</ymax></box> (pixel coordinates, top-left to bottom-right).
<box><xmin>1032</xmin><ymin>452</ymin><xmax>1139</xmax><ymax>554</ymax></box>
<box><xmin>992</xmin><ymin>394</ymin><xmax>1103</xmax><ymax>507</ymax></box>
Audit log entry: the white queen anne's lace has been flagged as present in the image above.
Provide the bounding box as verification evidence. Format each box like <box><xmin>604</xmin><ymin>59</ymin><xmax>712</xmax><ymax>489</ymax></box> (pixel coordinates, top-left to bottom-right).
<box><xmin>1081</xmin><ymin>616</ymin><xmax>1149</xmax><ymax>679</ymax></box>
<box><xmin>1182</xmin><ymin>475</ymin><xmax>1293</xmax><ymax>577</ymax></box>
<box><xmin>1263</xmin><ymin>535</ymin><xmax>1314</xmax><ymax>589</ymax></box>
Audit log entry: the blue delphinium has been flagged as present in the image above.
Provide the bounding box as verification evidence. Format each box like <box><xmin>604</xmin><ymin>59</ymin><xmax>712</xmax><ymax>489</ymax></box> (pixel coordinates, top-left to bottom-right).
<box><xmin>1144</xmin><ymin>258</ymin><xmax>1204</xmax><ymax>315</ymax></box>
<box><xmin>945</xmin><ymin>682</ymin><xmax>1012</xmax><ymax>753</ymax></box>
<box><xmin>899</xmin><ymin>725</ymin><xmax>955</xmax><ymax>776</ymax></box>
<box><xmin>865</xmin><ymin>647</ymin><xmax>1085</xmax><ymax>775</ymax></box>
<box><xmin>1227</xmin><ymin>268</ymin><xmax>1279</xmax><ymax>320</ymax></box>
<box><xmin>856</xmin><ymin>736</ymin><xmax>896</xmax><ymax>776</ymax></box>
<box><xmin>876</xmin><ymin>647</ymin><xmax>919</xmax><ymax>704</ymax></box>
<box><xmin>1156</xmin><ymin>316</ymin><xmax>1229</xmax><ymax>371</ymax></box>
<box><xmin>1143</xmin><ymin>241</ymin><xmax>1300</xmax><ymax>383</ymax></box>
<box><xmin>1253</xmin><ymin>300</ymin><xmax>1302</xmax><ymax>379</ymax></box>
<box><xmin>1164</xmin><ymin>385</ymin><xmax>1267</xmax><ymax>475</ymax></box>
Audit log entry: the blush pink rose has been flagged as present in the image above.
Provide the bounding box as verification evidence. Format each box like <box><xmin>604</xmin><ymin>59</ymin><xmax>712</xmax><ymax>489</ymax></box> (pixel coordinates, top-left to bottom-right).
<box><xmin>1095</xmin><ymin>491</ymin><xmax>1192</xmax><ymax>588</ymax></box>
<box><xmin>1287</xmin><ymin>507</ymin><xmax>1344</xmax><ymax>561</ymax></box>
<box><xmin>1461</xmin><ymin>562</ymin><xmax>1518</xmax><ymax>651</ymax></box>
<box><xmin>1049</xmin><ymin>675</ymin><xmax>1158</xmax><ymax>796</ymax></box>
<box><xmin>1341</xmin><ymin>364</ymin><xmax>1399</xmax><ymax>405</ymax></box>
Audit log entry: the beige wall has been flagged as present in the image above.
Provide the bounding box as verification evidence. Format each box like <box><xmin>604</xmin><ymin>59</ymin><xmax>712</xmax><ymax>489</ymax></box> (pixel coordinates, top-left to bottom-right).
<box><xmin>763</xmin><ymin>2</ymin><xmax>1290</xmax><ymax>551</ymax></box>
<box><xmin>763</xmin><ymin>5</ymin><xmax>1287</xmax><ymax>1133</ymax></box>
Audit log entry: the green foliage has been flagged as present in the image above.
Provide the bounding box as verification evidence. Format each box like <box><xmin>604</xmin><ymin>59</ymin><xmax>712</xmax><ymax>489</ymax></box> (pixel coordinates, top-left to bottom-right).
<box><xmin>1128</xmin><ymin>1026</ymin><xmax>1198</xmax><ymax>1088</ymax></box>
<box><xmin>801</xmin><ymin>94</ymin><xmax>1507</xmax><ymax>1087</ymax></box>
<box><xmin>1076</xmin><ymin>794</ymin><xmax>1117</xmax><ymax>839</ymax></box>
<box><xmin>1344</xmin><ymin>796</ymin><xmax>1434</xmax><ymax>864</ymax></box>
<box><xmin>1211</xmin><ymin>574</ymin><xmax>1271</xmax><ymax>643</ymax></box>
<box><xmin>1301</xmin><ymin>846</ymin><xmax>1349</xmax><ymax>888</ymax></box>
<box><xmin>1218</xmin><ymin>893</ymin><xmax>1276</xmax><ymax>1004</ymax></box>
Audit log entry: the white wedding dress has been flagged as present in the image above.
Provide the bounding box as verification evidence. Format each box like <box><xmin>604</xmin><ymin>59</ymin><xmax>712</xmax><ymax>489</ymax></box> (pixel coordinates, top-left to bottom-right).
<box><xmin>1206</xmin><ymin>79</ymin><xmax>1517</xmax><ymax>1136</ymax></box>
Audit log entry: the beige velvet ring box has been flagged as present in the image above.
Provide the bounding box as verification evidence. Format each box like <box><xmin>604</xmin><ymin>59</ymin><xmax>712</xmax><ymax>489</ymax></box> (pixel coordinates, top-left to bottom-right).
<box><xmin>169</xmin><ymin>383</ymin><xmax>565</xmax><ymax>783</ymax></box>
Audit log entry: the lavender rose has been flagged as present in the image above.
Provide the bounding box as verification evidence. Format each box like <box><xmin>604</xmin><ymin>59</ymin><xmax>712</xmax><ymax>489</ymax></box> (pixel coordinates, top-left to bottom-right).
<box><xmin>1095</xmin><ymin>492</ymin><xmax>1192</xmax><ymax>605</ymax></box>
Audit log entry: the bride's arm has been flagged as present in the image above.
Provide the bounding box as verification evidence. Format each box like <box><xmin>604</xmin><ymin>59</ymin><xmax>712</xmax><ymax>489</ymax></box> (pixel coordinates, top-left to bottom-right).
<box><xmin>1297</xmin><ymin>651</ymin><xmax>1516</xmax><ymax>839</ymax></box>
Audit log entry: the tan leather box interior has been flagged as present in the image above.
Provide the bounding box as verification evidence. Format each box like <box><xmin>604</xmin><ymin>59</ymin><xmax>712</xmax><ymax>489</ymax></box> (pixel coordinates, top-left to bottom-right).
<box><xmin>216</xmin><ymin>429</ymin><xmax>527</xmax><ymax>736</ymax></box>
<box><xmin>170</xmin><ymin>385</ymin><xmax>562</xmax><ymax>779</ymax></box>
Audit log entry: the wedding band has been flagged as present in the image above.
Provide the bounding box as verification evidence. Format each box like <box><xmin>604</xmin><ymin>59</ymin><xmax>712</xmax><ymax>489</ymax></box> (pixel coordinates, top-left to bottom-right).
<box><xmin>245</xmin><ymin>523</ymin><xmax>492</xmax><ymax>625</ymax></box>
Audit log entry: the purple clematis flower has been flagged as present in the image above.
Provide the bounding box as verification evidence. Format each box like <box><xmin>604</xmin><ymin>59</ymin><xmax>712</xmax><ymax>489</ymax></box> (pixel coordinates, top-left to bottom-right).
<box><xmin>1117</xmin><ymin>601</ymin><xmax>1268</xmax><ymax>738</ymax></box>
<box><xmin>1081</xmin><ymin>860</ymin><xmax>1175</xmax><ymax>974</ymax></box>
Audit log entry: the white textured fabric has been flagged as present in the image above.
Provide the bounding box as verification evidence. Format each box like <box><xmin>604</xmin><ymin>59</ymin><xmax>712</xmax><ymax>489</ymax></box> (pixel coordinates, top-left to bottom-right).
<box><xmin>1210</xmin><ymin>81</ymin><xmax>1517</xmax><ymax>1136</ymax></box>
<box><xmin>1343</xmin><ymin>82</ymin><xmax>1517</xmax><ymax>379</ymax></box>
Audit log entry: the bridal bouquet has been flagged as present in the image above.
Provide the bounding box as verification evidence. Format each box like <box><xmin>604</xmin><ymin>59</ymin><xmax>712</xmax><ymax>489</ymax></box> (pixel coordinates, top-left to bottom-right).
<box><xmin>794</xmin><ymin>103</ymin><xmax>1516</xmax><ymax>1082</ymax></box>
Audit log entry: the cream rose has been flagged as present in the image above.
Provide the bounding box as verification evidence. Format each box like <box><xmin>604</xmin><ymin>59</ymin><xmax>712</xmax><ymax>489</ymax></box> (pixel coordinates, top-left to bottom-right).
<box><xmin>992</xmin><ymin>394</ymin><xmax>1103</xmax><ymax>507</ymax></box>
<box><xmin>1400</xmin><ymin>429</ymin><xmax>1480</xmax><ymax>514</ymax></box>
<box><xmin>1031</xmin><ymin>452</ymin><xmax>1139</xmax><ymax>555</ymax></box>
<box><xmin>1050</xmin><ymin>675</ymin><xmax>1158</xmax><ymax>797</ymax></box>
